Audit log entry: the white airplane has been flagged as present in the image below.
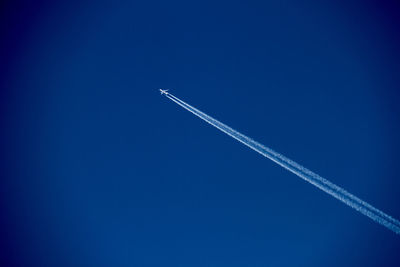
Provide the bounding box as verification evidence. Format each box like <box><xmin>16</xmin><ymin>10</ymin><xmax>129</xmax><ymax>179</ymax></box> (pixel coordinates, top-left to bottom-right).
<box><xmin>159</xmin><ymin>89</ymin><xmax>169</xmax><ymax>95</ymax></box>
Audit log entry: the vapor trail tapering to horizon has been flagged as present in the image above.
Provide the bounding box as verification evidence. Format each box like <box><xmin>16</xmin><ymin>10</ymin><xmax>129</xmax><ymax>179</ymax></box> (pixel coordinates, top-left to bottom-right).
<box><xmin>163</xmin><ymin>92</ymin><xmax>400</xmax><ymax>235</ymax></box>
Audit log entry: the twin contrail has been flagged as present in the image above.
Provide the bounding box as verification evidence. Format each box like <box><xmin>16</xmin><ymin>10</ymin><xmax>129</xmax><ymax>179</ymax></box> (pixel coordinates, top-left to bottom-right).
<box><xmin>163</xmin><ymin>91</ymin><xmax>400</xmax><ymax>235</ymax></box>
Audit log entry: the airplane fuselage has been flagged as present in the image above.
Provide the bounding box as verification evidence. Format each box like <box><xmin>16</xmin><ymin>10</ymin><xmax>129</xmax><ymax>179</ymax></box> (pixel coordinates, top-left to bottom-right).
<box><xmin>159</xmin><ymin>89</ymin><xmax>169</xmax><ymax>95</ymax></box>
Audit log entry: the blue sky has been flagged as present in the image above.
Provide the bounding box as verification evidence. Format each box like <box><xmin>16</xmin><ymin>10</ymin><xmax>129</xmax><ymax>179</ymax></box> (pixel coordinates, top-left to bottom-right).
<box><xmin>1</xmin><ymin>1</ymin><xmax>400</xmax><ymax>266</ymax></box>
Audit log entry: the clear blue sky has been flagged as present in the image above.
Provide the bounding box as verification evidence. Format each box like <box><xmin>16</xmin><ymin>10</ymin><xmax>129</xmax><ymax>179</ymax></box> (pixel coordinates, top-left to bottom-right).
<box><xmin>1</xmin><ymin>0</ymin><xmax>400</xmax><ymax>266</ymax></box>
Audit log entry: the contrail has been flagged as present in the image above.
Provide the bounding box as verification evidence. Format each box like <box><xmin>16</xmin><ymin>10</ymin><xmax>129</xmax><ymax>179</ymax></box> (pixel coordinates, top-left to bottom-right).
<box><xmin>162</xmin><ymin>91</ymin><xmax>400</xmax><ymax>235</ymax></box>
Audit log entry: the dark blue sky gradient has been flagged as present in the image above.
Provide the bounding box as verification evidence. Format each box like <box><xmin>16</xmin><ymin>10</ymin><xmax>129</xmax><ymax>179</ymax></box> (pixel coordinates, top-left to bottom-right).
<box><xmin>1</xmin><ymin>1</ymin><xmax>400</xmax><ymax>266</ymax></box>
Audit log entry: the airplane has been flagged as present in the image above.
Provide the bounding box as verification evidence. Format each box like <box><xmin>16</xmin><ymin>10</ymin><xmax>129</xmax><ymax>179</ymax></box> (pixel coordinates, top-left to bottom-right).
<box><xmin>159</xmin><ymin>89</ymin><xmax>169</xmax><ymax>95</ymax></box>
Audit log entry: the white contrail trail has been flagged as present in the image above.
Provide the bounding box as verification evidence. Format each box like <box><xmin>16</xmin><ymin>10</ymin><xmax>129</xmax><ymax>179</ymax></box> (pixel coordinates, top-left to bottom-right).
<box><xmin>163</xmin><ymin>92</ymin><xmax>400</xmax><ymax>235</ymax></box>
